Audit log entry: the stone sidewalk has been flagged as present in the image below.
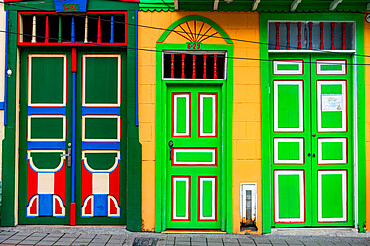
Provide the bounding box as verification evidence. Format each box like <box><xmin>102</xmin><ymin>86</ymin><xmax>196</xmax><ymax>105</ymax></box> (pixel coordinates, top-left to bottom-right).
<box><xmin>0</xmin><ymin>227</ymin><xmax>368</xmax><ymax>246</ymax></box>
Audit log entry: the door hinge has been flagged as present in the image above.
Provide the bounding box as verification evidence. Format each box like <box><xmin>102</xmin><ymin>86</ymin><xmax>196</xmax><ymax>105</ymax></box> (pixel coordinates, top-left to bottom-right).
<box><xmin>269</xmin><ymin>87</ymin><xmax>271</xmax><ymax>94</ymax></box>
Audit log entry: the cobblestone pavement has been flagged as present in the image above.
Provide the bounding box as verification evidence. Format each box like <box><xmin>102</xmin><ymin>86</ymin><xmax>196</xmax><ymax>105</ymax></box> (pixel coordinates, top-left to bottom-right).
<box><xmin>0</xmin><ymin>227</ymin><xmax>368</xmax><ymax>246</ymax></box>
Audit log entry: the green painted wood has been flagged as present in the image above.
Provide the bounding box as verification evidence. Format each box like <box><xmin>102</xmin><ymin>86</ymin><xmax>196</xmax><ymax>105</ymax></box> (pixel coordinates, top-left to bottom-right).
<box><xmin>277</xmin><ymin>174</ymin><xmax>301</xmax><ymax>219</ymax></box>
<box><xmin>166</xmin><ymin>85</ymin><xmax>221</xmax><ymax>229</ymax></box>
<box><xmin>202</xmin><ymin>97</ymin><xmax>214</xmax><ymax>134</ymax></box>
<box><xmin>19</xmin><ymin>49</ymin><xmax>72</xmax><ymax>225</ymax></box>
<box><xmin>321</xmin><ymin>174</ymin><xmax>343</xmax><ymax>219</ymax></box>
<box><xmin>84</xmin><ymin>118</ymin><xmax>118</xmax><ymax>140</ymax></box>
<box><xmin>261</xmin><ymin>12</ymin><xmax>366</xmax><ymax>233</ymax></box>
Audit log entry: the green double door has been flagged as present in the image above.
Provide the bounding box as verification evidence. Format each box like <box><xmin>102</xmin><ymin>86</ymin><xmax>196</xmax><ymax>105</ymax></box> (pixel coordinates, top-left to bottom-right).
<box><xmin>19</xmin><ymin>49</ymin><xmax>126</xmax><ymax>225</ymax></box>
<box><xmin>270</xmin><ymin>53</ymin><xmax>353</xmax><ymax>227</ymax></box>
<box><xmin>166</xmin><ymin>84</ymin><xmax>222</xmax><ymax>229</ymax></box>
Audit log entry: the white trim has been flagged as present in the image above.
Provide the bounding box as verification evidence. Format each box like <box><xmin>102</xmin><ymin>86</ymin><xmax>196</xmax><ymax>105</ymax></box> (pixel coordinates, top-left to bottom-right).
<box><xmin>27</xmin><ymin>195</ymin><xmax>39</xmax><ymax>217</ymax></box>
<box><xmin>268</xmin><ymin>50</ymin><xmax>356</xmax><ymax>53</ymax></box>
<box><xmin>290</xmin><ymin>0</ymin><xmax>302</xmax><ymax>12</ymax></box>
<box><xmin>199</xmin><ymin>177</ymin><xmax>216</xmax><ymax>221</ymax></box>
<box><xmin>317</xmin><ymin>170</ymin><xmax>347</xmax><ymax>222</ymax></box>
<box><xmin>252</xmin><ymin>0</ymin><xmax>261</xmax><ymax>11</ymax></box>
<box><xmin>82</xmin><ymin>115</ymin><xmax>120</xmax><ymax>142</ymax></box>
<box><xmin>82</xmin><ymin>54</ymin><xmax>121</xmax><ymax>107</ymax></box>
<box><xmin>173</xmin><ymin>148</ymin><xmax>216</xmax><ymax>165</ymax></box>
<box><xmin>173</xmin><ymin>94</ymin><xmax>190</xmax><ymax>137</ymax></box>
<box><xmin>273</xmin><ymin>60</ymin><xmax>303</xmax><ymax>75</ymax></box>
<box><xmin>199</xmin><ymin>94</ymin><xmax>217</xmax><ymax>137</ymax></box>
<box><xmin>27</xmin><ymin>115</ymin><xmax>66</xmax><ymax>142</ymax></box>
<box><xmin>317</xmin><ymin>80</ymin><xmax>347</xmax><ymax>132</ymax></box>
<box><xmin>317</xmin><ymin>138</ymin><xmax>347</xmax><ymax>164</ymax></box>
<box><xmin>27</xmin><ymin>150</ymin><xmax>65</xmax><ymax>173</ymax></box>
<box><xmin>273</xmin><ymin>138</ymin><xmax>304</xmax><ymax>164</ymax></box>
<box><xmin>317</xmin><ymin>60</ymin><xmax>346</xmax><ymax>75</ymax></box>
<box><xmin>28</xmin><ymin>54</ymin><xmax>67</xmax><ymax>107</ymax></box>
<box><xmin>353</xmin><ymin>53</ymin><xmax>359</xmax><ymax>230</ymax></box>
<box><xmin>240</xmin><ymin>183</ymin><xmax>257</xmax><ymax>222</ymax></box>
<box><xmin>82</xmin><ymin>150</ymin><xmax>120</xmax><ymax>173</ymax></box>
<box><xmin>173</xmin><ymin>177</ymin><xmax>190</xmax><ymax>220</ymax></box>
<box><xmin>274</xmin><ymin>170</ymin><xmax>305</xmax><ymax>223</ymax></box>
<box><xmin>273</xmin><ymin>80</ymin><xmax>303</xmax><ymax>132</ymax></box>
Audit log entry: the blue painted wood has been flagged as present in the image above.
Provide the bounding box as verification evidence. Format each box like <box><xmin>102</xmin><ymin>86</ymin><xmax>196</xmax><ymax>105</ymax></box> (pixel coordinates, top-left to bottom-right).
<box><xmin>82</xmin><ymin>107</ymin><xmax>120</xmax><ymax>115</ymax></box>
<box><xmin>71</xmin><ymin>17</ymin><xmax>75</xmax><ymax>42</ymax></box>
<box><xmin>82</xmin><ymin>142</ymin><xmax>120</xmax><ymax>150</ymax></box>
<box><xmin>28</xmin><ymin>106</ymin><xmax>66</xmax><ymax>115</ymax></box>
<box><xmin>28</xmin><ymin>142</ymin><xmax>65</xmax><ymax>149</ymax></box>
<box><xmin>38</xmin><ymin>194</ymin><xmax>53</xmax><ymax>216</ymax></box>
<box><xmin>110</xmin><ymin>16</ymin><xmax>114</xmax><ymax>43</ymax></box>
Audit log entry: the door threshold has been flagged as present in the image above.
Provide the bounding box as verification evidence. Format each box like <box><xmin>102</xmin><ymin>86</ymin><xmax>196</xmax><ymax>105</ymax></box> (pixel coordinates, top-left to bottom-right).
<box><xmin>163</xmin><ymin>230</ymin><xmax>226</xmax><ymax>234</ymax></box>
<box><xmin>271</xmin><ymin>228</ymin><xmax>358</xmax><ymax>236</ymax></box>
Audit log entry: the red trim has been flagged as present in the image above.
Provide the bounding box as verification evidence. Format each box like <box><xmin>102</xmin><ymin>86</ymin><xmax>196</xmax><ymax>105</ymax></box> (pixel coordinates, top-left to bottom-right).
<box><xmin>342</xmin><ymin>23</ymin><xmax>346</xmax><ymax>50</ymax></box>
<box><xmin>181</xmin><ymin>54</ymin><xmax>185</xmax><ymax>79</ymax></box>
<box><xmin>171</xmin><ymin>176</ymin><xmax>191</xmax><ymax>222</ymax></box>
<box><xmin>297</xmin><ymin>22</ymin><xmax>301</xmax><ymax>50</ymax></box>
<box><xmin>109</xmin><ymin>161</ymin><xmax>121</xmax><ymax>206</ymax></box>
<box><xmin>27</xmin><ymin>160</ymin><xmax>38</xmax><ymax>204</ymax></box>
<box><xmin>70</xmin><ymin>203</ymin><xmax>76</xmax><ymax>225</ymax></box>
<box><xmin>320</xmin><ymin>22</ymin><xmax>324</xmax><ymax>50</ymax></box>
<box><xmin>331</xmin><ymin>22</ymin><xmax>335</xmax><ymax>50</ymax></box>
<box><xmin>27</xmin><ymin>56</ymin><xmax>30</xmax><ymax>105</ymax></box>
<box><xmin>273</xmin><ymin>80</ymin><xmax>305</xmax><ymax>133</ymax></box>
<box><xmin>198</xmin><ymin>176</ymin><xmax>217</xmax><ymax>222</ymax></box>
<box><xmin>97</xmin><ymin>16</ymin><xmax>102</xmax><ymax>44</ymax></box>
<box><xmin>171</xmin><ymin>92</ymin><xmax>191</xmax><ymax>138</ymax></box>
<box><xmin>71</xmin><ymin>48</ymin><xmax>77</xmax><ymax>73</ymax></box>
<box><xmin>213</xmin><ymin>54</ymin><xmax>217</xmax><ymax>79</ymax></box>
<box><xmin>286</xmin><ymin>22</ymin><xmax>290</xmax><ymax>50</ymax></box>
<box><xmin>316</xmin><ymin>137</ymin><xmax>348</xmax><ymax>165</ymax></box>
<box><xmin>309</xmin><ymin>22</ymin><xmax>313</xmax><ymax>50</ymax></box>
<box><xmin>273</xmin><ymin>137</ymin><xmax>305</xmax><ymax>165</ymax></box>
<box><xmin>316</xmin><ymin>170</ymin><xmax>348</xmax><ymax>223</ymax></box>
<box><xmin>171</xmin><ymin>147</ymin><xmax>217</xmax><ymax>167</ymax></box>
<box><xmin>276</xmin><ymin>22</ymin><xmax>280</xmax><ymax>50</ymax></box>
<box><xmin>316</xmin><ymin>79</ymin><xmax>348</xmax><ymax>133</ymax></box>
<box><xmin>316</xmin><ymin>59</ymin><xmax>347</xmax><ymax>75</ymax></box>
<box><xmin>192</xmin><ymin>55</ymin><xmax>196</xmax><ymax>79</ymax></box>
<box><xmin>273</xmin><ymin>169</ymin><xmax>306</xmax><ymax>224</ymax></box>
<box><xmin>45</xmin><ymin>15</ymin><xmax>49</xmax><ymax>43</ymax></box>
<box><xmin>198</xmin><ymin>93</ymin><xmax>218</xmax><ymax>138</ymax></box>
<box><xmin>272</xmin><ymin>59</ymin><xmax>304</xmax><ymax>75</ymax></box>
<box><xmin>171</xmin><ymin>54</ymin><xmax>175</xmax><ymax>79</ymax></box>
<box><xmin>203</xmin><ymin>55</ymin><xmax>207</xmax><ymax>79</ymax></box>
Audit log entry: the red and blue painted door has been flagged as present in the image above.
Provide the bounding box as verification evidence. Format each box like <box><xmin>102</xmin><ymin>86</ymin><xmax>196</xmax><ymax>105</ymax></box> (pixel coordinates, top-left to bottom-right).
<box><xmin>19</xmin><ymin>49</ymin><xmax>125</xmax><ymax>225</ymax></box>
<box><xmin>166</xmin><ymin>85</ymin><xmax>221</xmax><ymax>229</ymax></box>
<box><xmin>270</xmin><ymin>53</ymin><xmax>353</xmax><ymax>227</ymax></box>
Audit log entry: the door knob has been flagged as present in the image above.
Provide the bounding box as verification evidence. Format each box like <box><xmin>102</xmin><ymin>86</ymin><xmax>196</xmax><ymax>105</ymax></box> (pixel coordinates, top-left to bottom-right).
<box><xmin>308</xmin><ymin>153</ymin><xmax>311</xmax><ymax>157</ymax></box>
<box><xmin>169</xmin><ymin>140</ymin><xmax>173</xmax><ymax>160</ymax></box>
<box><xmin>312</xmin><ymin>133</ymin><xmax>316</xmax><ymax>137</ymax></box>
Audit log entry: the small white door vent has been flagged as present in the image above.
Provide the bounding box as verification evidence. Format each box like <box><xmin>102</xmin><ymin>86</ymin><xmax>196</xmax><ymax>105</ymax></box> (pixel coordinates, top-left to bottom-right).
<box><xmin>240</xmin><ymin>183</ymin><xmax>257</xmax><ymax>228</ymax></box>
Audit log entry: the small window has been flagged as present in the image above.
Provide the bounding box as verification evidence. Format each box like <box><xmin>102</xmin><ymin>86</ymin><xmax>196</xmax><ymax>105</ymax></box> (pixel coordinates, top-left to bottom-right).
<box><xmin>268</xmin><ymin>21</ymin><xmax>355</xmax><ymax>51</ymax></box>
<box><xmin>163</xmin><ymin>51</ymin><xmax>226</xmax><ymax>80</ymax></box>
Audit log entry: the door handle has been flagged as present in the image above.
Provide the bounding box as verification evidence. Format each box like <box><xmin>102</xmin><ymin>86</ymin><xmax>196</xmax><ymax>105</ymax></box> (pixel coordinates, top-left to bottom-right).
<box><xmin>169</xmin><ymin>140</ymin><xmax>173</xmax><ymax>160</ymax></box>
<box><xmin>60</xmin><ymin>144</ymin><xmax>72</xmax><ymax>167</ymax></box>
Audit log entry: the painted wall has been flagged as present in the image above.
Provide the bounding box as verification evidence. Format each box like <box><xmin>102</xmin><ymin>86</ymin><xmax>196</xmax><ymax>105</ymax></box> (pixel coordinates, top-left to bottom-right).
<box><xmin>138</xmin><ymin>11</ymin><xmax>262</xmax><ymax>234</ymax></box>
<box><xmin>364</xmin><ymin>19</ymin><xmax>370</xmax><ymax>230</ymax></box>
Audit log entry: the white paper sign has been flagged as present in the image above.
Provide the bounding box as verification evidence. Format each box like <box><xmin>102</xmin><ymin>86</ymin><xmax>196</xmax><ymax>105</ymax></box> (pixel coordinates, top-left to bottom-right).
<box><xmin>321</xmin><ymin>94</ymin><xmax>343</xmax><ymax>112</ymax></box>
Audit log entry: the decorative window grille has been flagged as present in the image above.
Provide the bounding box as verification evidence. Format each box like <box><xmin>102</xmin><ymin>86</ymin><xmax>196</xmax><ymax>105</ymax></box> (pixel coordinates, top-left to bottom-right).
<box><xmin>268</xmin><ymin>21</ymin><xmax>355</xmax><ymax>51</ymax></box>
<box><xmin>163</xmin><ymin>51</ymin><xmax>226</xmax><ymax>80</ymax></box>
<box><xmin>18</xmin><ymin>12</ymin><xmax>126</xmax><ymax>46</ymax></box>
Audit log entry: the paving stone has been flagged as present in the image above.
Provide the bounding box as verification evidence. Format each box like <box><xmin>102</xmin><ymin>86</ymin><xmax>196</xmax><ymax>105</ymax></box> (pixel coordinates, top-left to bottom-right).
<box><xmin>207</xmin><ymin>238</ymin><xmax>223</xmax><ymax>243</ymax></box>
<box><xmin>223</xmin><ymin>238</ymin><xmax>239</xmax><ymax>243</ymax></box>
<box><xmin>18</xmin><ymin>241</ymin><xmax>41</xmax><ymax>245</ymax></box>
<box><xmin>176</xmin><ymin>238</ymin><xmax>191</xmax><ymax>242</ymax></box>
<box><xmin>2</xmin><ymin>239</ymin><xmax>24</xmax><ymax>244</ymax></box>
<box><xmin>239</xmin><ymin>243</ymin><xmax>256</xmax><ymax>246</ymax></box>
<box><xmin>191</xmin><ymin>238</ymin><xmax>206</xmax><ymax>242</ymax></box>
<box><xmin>206</xmin><ymin>243</ymin><xmax>223</xmax><ymax>246</ymax></box>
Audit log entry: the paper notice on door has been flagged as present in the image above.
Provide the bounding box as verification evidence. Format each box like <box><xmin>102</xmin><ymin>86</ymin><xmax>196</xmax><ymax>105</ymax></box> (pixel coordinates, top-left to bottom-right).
<box><xmin>321</xmin><ymin>94</ymin><xmax>343</xmax><ymax>111</ymax></box>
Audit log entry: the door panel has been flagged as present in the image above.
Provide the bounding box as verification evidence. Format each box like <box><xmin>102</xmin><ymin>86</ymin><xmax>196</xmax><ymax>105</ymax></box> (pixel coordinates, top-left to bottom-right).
<box><xmin>76</xmin><ymin>52</ymin><xmax>125</xmax><ymax>224</ymax></box>
<box><xmin>270</xmin><ymin>53</ymin><xmax>353</xmax><ymax>227</ymax></box>
<box><xmin>166</xmin><ymin>85</ymin><xmax>221</xmax><ymax>229</ymax></box>
<box><xmin>20</xmin><ymin>51</ymin><xmax>71</xmax><ymax>224</ymax></box>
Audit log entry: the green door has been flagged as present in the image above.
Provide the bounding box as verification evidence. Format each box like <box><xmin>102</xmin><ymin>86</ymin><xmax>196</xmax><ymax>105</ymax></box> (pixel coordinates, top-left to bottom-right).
<box><xmin>270</xmin><ymin>53</ymin><xmax>353</xmax><ymax>227</ymax></box>
<box><xmin>166</xmin><ymin>84</ymin><xmax>222</xmax><ymax>229</ymax></box>
<box><xmin>19</xmin><ymin>49</ymin><xmax>126</xmax><ymax>225</ymax></box>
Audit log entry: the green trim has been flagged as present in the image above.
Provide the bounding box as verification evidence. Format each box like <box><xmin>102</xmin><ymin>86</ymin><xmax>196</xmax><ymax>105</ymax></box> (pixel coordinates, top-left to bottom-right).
<box><xmin>155</xmin><ymin>19</ymin><xmax>233</xmax><ymax>232</ymax></box>
<box><xmin>126</xmin><ymin>10</ymin><xmax>142</xmax><ymax>232</ymax></box>
<box><xmin>1</xmin><ymin>10</ymin><xmax>17</xmax><ymax>227</ymax></box>
<box><xmin>157</xmin><ymin>15</ymin><xmax>233</xmax><ymax>44</ymax></box>
<box><xmin>260</xmin><ymin>12</ymin><xmax>366</xmax><ymax>233</ymax></box>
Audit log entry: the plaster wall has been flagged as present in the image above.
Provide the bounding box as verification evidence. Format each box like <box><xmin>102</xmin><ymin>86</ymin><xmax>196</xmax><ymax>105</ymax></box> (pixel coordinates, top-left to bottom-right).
<box><xmin>138</xmin><ymin>11</ymin><xmax>261</xmax><ymax>234</ymax></box>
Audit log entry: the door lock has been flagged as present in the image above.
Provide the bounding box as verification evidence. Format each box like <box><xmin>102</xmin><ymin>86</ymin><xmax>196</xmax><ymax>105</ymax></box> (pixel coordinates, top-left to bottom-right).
<box><xmin>168</xmin><ymin>140</ymin><xmax>174</xmax><ymax>160</ymax></box>
<box><xmin>60</xmin><ymin>144</ymin><xmax>72</xmax><ymax>167</ymax></box>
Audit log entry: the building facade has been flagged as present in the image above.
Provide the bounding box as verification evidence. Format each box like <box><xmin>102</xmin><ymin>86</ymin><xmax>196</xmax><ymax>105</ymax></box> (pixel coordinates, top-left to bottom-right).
<box><xmin>139</xmin><ymin>0</ymin><xmax>368</xmax><ymax>234</ymax></box>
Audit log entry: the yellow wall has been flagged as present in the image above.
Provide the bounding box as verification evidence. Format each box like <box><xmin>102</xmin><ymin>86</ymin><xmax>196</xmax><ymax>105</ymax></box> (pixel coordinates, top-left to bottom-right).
<box><xmin>364</xmin><ymin>20</ymin><xmax>370</xmax><ymax>229</ymax></box>
<box><xmin>138</xmin><ymin>11</ymin><xmax>261</xmax><ymax>234</ymax></box>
